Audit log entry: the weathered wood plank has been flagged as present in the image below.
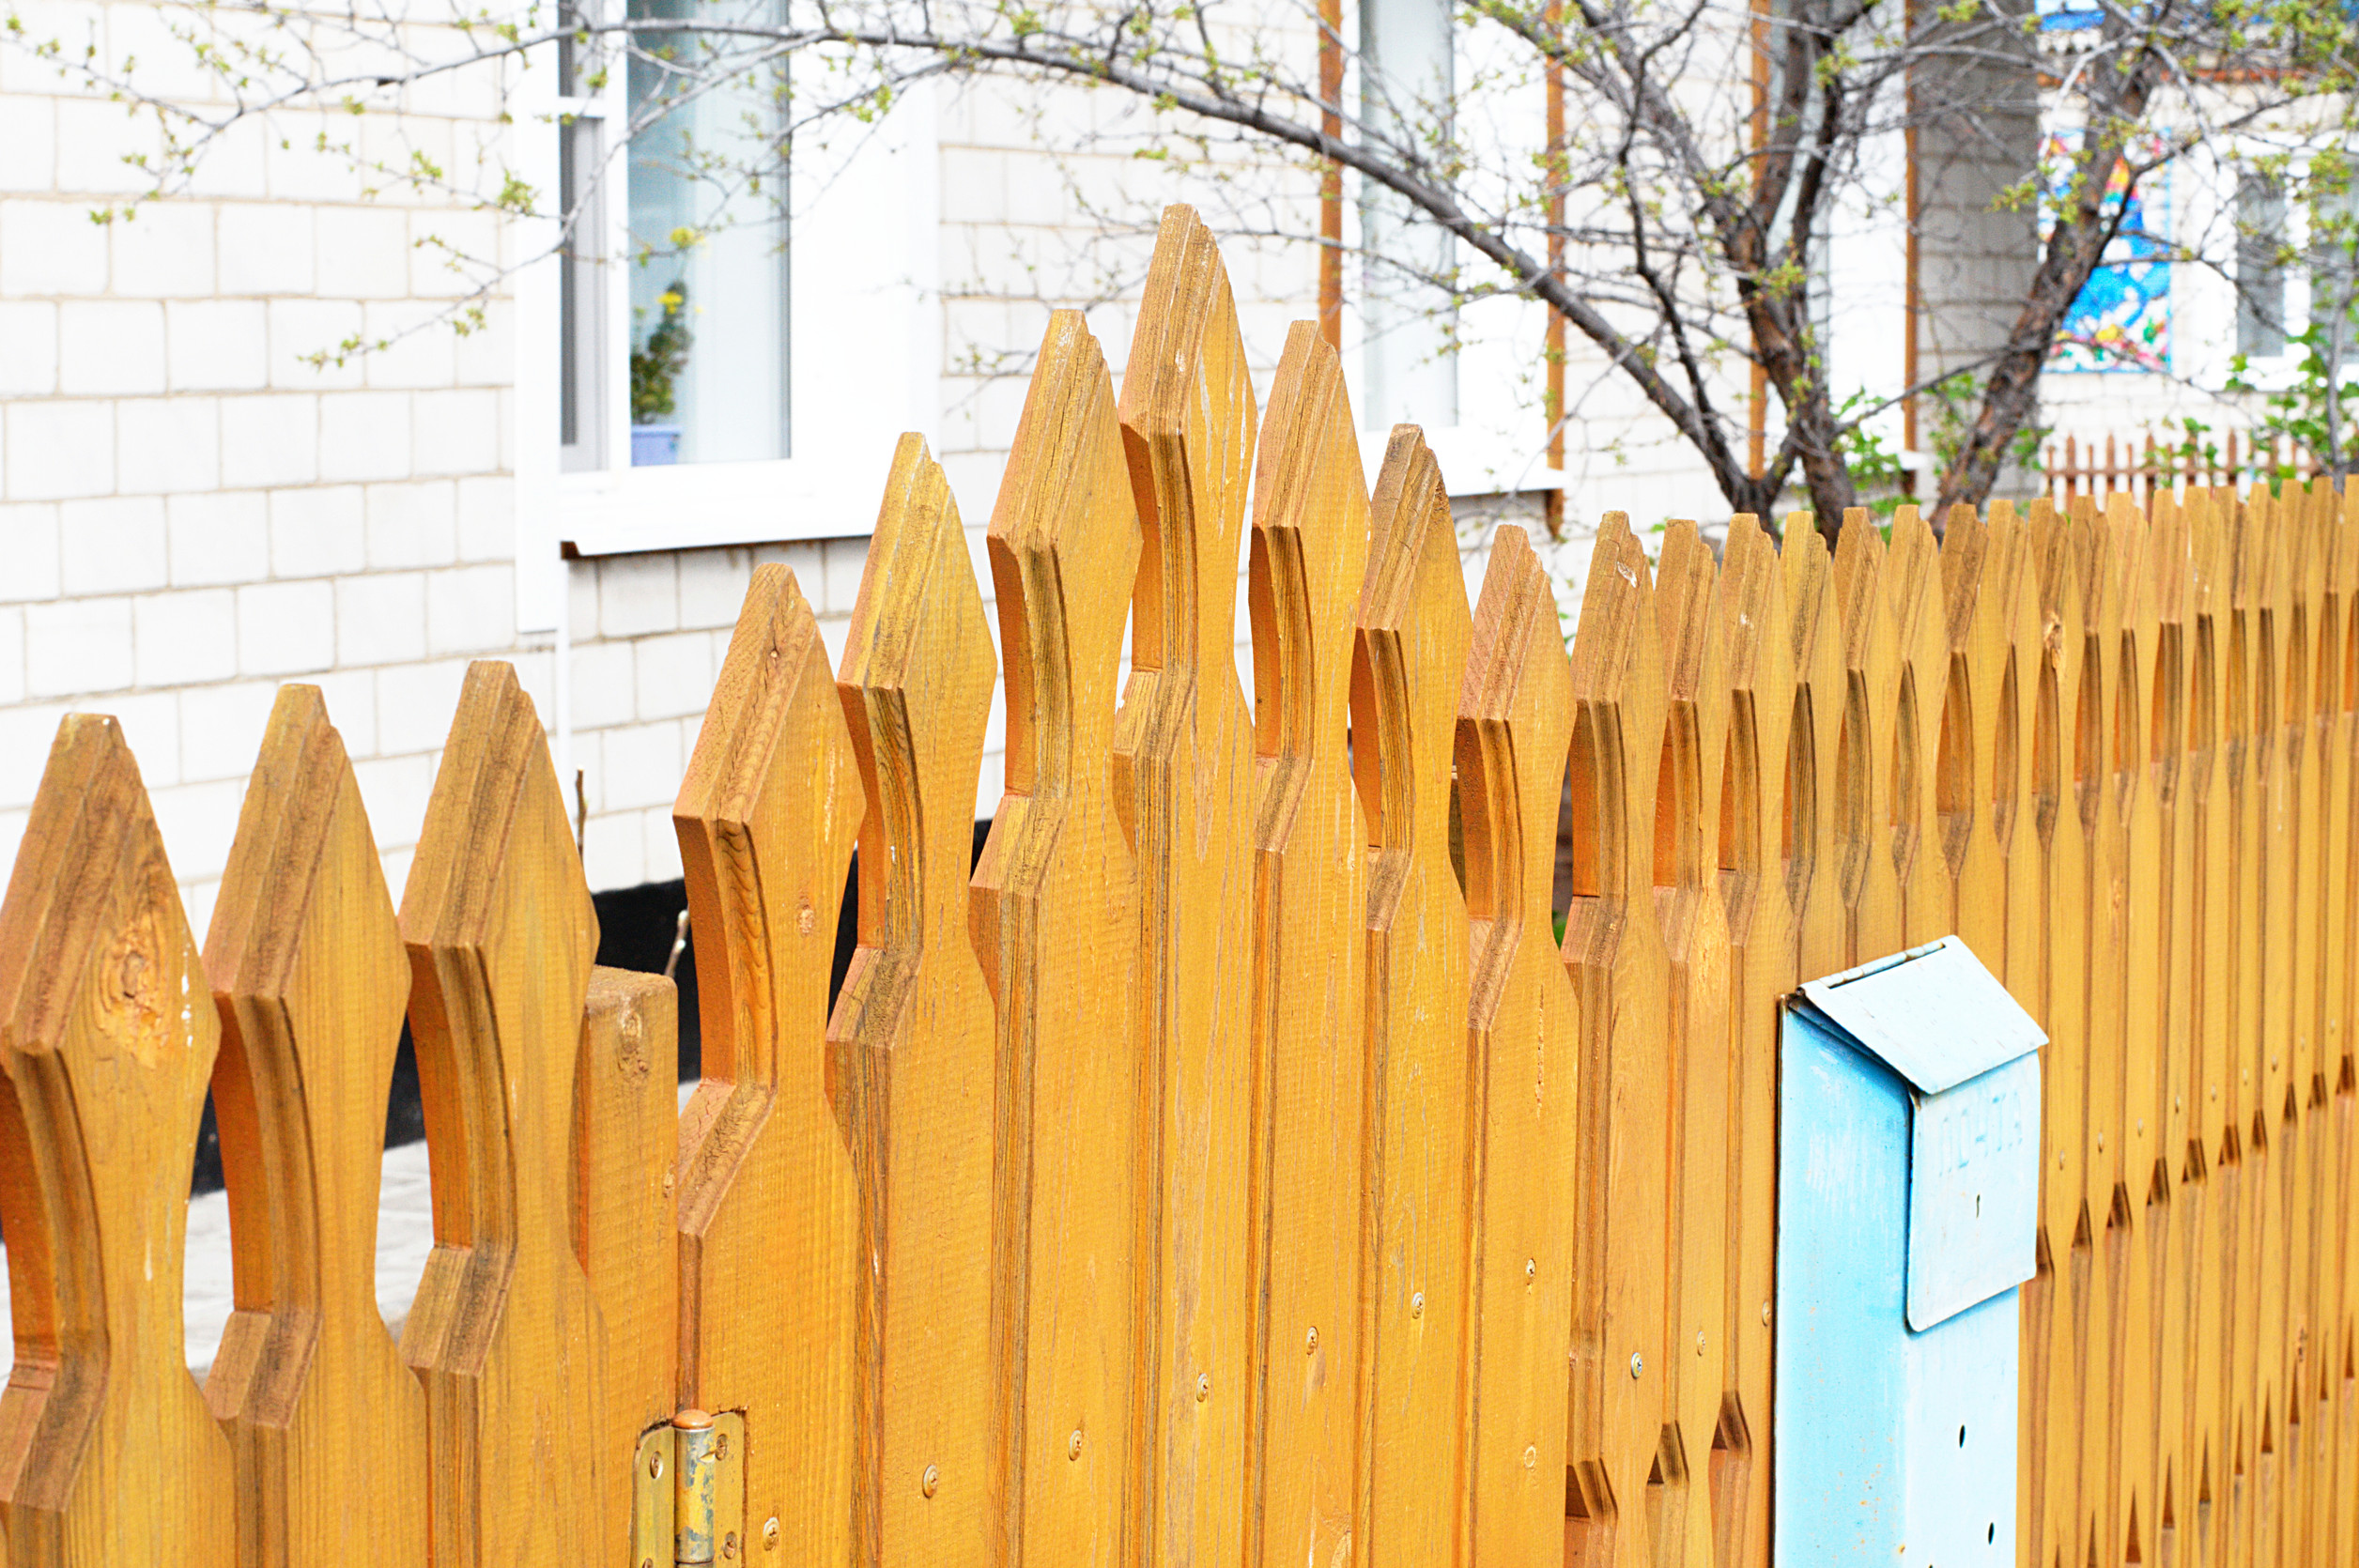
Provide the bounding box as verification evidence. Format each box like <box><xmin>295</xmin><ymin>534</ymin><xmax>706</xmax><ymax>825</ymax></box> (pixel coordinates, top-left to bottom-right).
<box><xmin>972</xmin><ymin>307</ymin><xmax>1143</xmax><ymax>1568</ymax></box>
<box><xmin>0</xmin><ymin>715</ymin><xmax>235</xmax><ymax>1567</ymax></box>
<box><xmin>1114</xmin><ymin>203</ymin><xmax>1258</xmax><ymax>1568</ymax></box>
<box><xmin>1458</xmin><ymin>525</ymin><xmax>1579</xmax><ymax>1561</ymax></box>
<box><xmin>674</xmin><ymin>562</ymin><xmax>864</xmax><ymax>1566</ymax></box>
<box><xmin>1355</xmin><ymin>425</ymin><xmax>1474</xmax><ymax>1568</ymax></box>
<box><xmin>828</xmin><ymin>433</ymin><xmax>1000</xmax><ymax>1567</ymax></box>
<box><xmin>397</xmin><ymin>660</ymin><xmax>602</xmax><ymax>1567</ymax></box>
<box><xmin>1562</xmin><ymin>514</ymin><xmax>1671</xmax><ymax>1568</ymax></box>
<box><xmin>1242</xmin><ymin>323</ymin><xmax>1369</xmax><ymax>1568</ymax></box>
<box><xmin>203</xmin><ymin>684</ymin><xmax>430</xmax><ymax>1568</ymax></box>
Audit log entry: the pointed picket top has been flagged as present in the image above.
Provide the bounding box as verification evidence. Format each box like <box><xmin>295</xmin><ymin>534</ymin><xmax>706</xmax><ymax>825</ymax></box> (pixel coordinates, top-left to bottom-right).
<box><xmin>1718</xmin><ymin>514</ymin><xmax>1791</xmax><ymax>934</ymax></box>
<box><xmin>397</xmin><ymin>659</ymin><xmax>601</xmax><ymax>1567</ymax></box>
<box><xmin>988</xmin><ymin>309</ymin><xmax>1139</xmax><ymax>808</ymax></box>
<box><xmin>1358</xmin><ymin>425</ymin><xmax>1472</xmax><ymax>864</ymax></box>
<box><xmin>1461</xmin><ymin>523</ymin><xmax>1577</xmax><ymax>928</ymax></box>
<box><xmin>1354</xmin><ymin>422</ymin><xmax>1475</xmax><ymax>1568</ymax></box>
<box><xmin>0</xmin><ymin>715</ymin><xmax>233</xmax><ymax>1565</ymax></box>
<box><xmin>827</xmin><ymin>433</ymin><xmax>999</xmax><ymax>1567</ymax></box>
<box><xmin>1654</xmin><ymin>519</ymin><xmax>1727</xmax><ymax>890</ymax></box>
<box><xmin>1565</xmin><ymin>511</ymin><xmax>1668</xmax><ymax>907</ymax></box>
<box><xmin>1249</xmin><ymin>321</ymin><xmax>1365</xmax><ymax>772</ymax></box>
<box><xmin>676</xmin><ymin>563</ymin><xmax>861</xmax><ymax>1091</ymax></box>
<box><xmin>972</xmin><ymin>305</ymin><xmax>1143</xmax><ymax>1568</ymax></box>
<box><xmin>1119</xmin><ymin>202</ymin><xmax>1258</xmax><ymax>677</ymax></box>
<box><xmin>203</xmin><ymin>684</ymin><xmax>427</xmax><ymax>1566</ymax></box>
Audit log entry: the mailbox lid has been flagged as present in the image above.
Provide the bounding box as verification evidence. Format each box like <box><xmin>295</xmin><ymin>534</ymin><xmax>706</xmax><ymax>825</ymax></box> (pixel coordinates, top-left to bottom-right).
<box><xmin>1797</xmin><ymin>935</ymin><xmax>2046</xmax><ymax>1330</ymax></box>
<box><xmin>1796</xmin><ymin>936</ymin><xmax>2045</xmax><ymax>1095</ymax></box>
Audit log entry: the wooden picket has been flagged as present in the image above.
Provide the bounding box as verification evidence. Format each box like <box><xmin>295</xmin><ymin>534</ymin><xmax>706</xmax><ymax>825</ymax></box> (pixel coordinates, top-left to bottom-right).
<box><xmin>5</xmin><ymin>207</ymin><xmax>2359</xmax><ymax>1568</ymax></box>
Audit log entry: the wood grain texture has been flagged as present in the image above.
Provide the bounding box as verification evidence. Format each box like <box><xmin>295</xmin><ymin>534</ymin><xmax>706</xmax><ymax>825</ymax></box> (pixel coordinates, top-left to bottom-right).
<box><xmin>1241</xmin><ymin>323</ymin><xmax>1368</xmax><ymax>1568</ymax></box>
<box><xmin>396</xmin><ymin>659</ymin><xmax>602</xmax><ymax>1568</ymax></box>
<box><xmin>673</xmin><ymin>563</ymin><xmax>863</xmax><ymax>1563</ymax></box>
<box><xmin>202</xmin><ymin>684</ymin><xmax>429</xmax><ymax>1568</ymax></box>
<box><xmin>1881</xmin><ymin>505</ymin><xmax>1952</xmax><ymax>947</ymax></box>
<box><xmin>1779</xmin><ymin>516</ymin><xmax>1845</xmax><ymax>989</ymax></box>
<box><xmin>972</xmin><ymin>306</ymin><xmax>1142</xmax><ymax>1568</ymax></box>
<box><xmin>1561</xmin><ymin>513</ymin><xmax>1671</xmax><ymax>1568</ymax></box>
<box><xmin>1457</xmin><ymin>524</ymin><xmax>1579</xmax><ymax>1561</ymax></box>
<box><xmin>1354</xmin><ymin>425</ymin><xmax>1474</xmax><ymax>1568</ymax></box>
<box><xmin>1114</xmin><ymin>204</ymin><xmax>1258</xmax><ymax>1568</ymax></box>
<box><xmin>827</xmin><ymin>433</ymin><xmax>999</xmax><ymax>1567</ymax></box>
<box><xmin>0</xmin><ymin>715</ymin><xmax>234</xmax><ymax>1567</ymax></box>
<box><xmin>577</xmin><ymin>966</ymin><xmax>681</xmax><ymax>1564</ymax></box>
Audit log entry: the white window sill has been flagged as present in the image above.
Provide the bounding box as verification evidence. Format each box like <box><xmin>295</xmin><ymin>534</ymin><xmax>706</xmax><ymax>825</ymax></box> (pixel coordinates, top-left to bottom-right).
<box><xmin>560</xmin><ymin>457</ymin><xmax>880</xmax><ymax>557</ymax></box>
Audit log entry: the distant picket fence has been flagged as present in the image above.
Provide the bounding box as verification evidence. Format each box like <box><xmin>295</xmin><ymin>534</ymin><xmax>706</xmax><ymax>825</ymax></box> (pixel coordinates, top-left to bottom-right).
<box><xmin>0</xmin><ymin>206</ymin><xmax>2353</xmax><ymax>1568</ymax></box>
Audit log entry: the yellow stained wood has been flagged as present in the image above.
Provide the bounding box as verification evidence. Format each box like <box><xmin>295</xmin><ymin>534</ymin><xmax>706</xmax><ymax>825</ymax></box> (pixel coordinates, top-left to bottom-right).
<box><xmin>1241</xmin><ymin>324</ymin><xmax>1368</xmax><ymax>1568</ymax></box>
<box><xmin>673</xmin><ymin>563</ymin><xmax>863</xmax><ymax>1563</ymax></box>
<box><xmin>1713</xmin><ymin>515</ymin><xmax>1789</xmax><ymax>1568</ymax></box>
<box><xmin>2185</xmin><ymin>487</ymin><xmax>2236</xmax><ymax>1568</ymax></box>
<box><xmin>397</xmin><ymin>659</ymin><xmax>602</xmax><ymax>1568</ymax></box>
<box><xmin>1354</xmin><ymin>425</ymin><xmax>1474</xmax><ymax>1568</ymax></box>
<box><xmin>576</xmin><ymin>966</ymin><xmax>682</xmax><ymax>1563</ymax></box>
<box><xmin>1114</xmin><ymin>204</ymin><xmax>1257</xmax><ymax>1568</ymax></box>
<box><xmin>202</xmin><ymin>684</ymin><xmax>429</xmax><ymax>1568</ymax></box>
<box><xmin>1830</xmin><ymin>508</ymin><xmax>1904</xmax><ymax>968</ymax></box>
<box><xmin>1562</xmin><ymin>514</ymin><xmax>1672</xmax><ymax>1568</ymax></box>
<box><xmin>0</xmin><ymin>715</ymin><xmax>235</xmax><ymax>1567</ymax></box>
<box><xmin>1883</xmin><ymin>506</ymin><xmax>1952</xmax><ymax>947</ymax></box>
<box><xmin>1457</xmin><ymin>525</ymin><xmax>1580</xmax><ymax>1561</ymax></box>
<box><xmin>1650</xmin><ymin>521</ymin><xmax>1734</xmax><ymax>1568</ymax></box>
<box><xmin>826</xmin><ymin>433</ymin><xmax>999</xmax><ymax>1566</ymax></box>
<box><xmin>971</xmin><ymin>307</ymin><xmax>1142</xmax><ymax>1568</ymax></box>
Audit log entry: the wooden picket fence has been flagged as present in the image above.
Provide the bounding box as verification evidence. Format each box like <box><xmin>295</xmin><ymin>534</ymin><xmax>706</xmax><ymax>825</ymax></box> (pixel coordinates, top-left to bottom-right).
<box><xmin>1</xmin><ymin>204</ymin><xmax>2355</xmax><ymax>1568</ymax></box>
<box><xmin>2043</xmin><ymin>427</ymin><xmax>2329</xmax><ymax>508</ymax></box>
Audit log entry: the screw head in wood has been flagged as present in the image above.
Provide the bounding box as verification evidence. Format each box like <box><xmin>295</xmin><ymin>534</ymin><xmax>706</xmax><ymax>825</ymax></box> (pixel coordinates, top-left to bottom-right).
<box><xmin>763</xmin><ymin>1518</ymin><xmax>780</xmax><ymax>1552</ymax></box>
<box><xmin>1523</xmin><ymin>1446</ymin><xmax>1537</xmax><ymax>1469</ymax></box>
<box><xmin>1761</xmin><ymin>1300</ymin><xmax>1771</xmax><ymax>1325</ymax></box>
<box><xmin>1195</xmin><ymin>1374</ymin><xmax>1210</xmax><ymax>1402</ymax></box>
<box><xmin>1524</xmin><ymin>1258</ymin><xmax>1536</xmax><ymax>1283</ymax></box>
<box><xmin>716</xmin><ymin>1432</ymin><xmax>730</xmax><ymax>1459</ymax></box>
<box><xmin>1696</xmin><ymin>1330</ymin><xmax>1706</xmax><ymax>1356</ymax></box>
<box><xmin>923</xmin><ymin>1465</ymin><xmax>940</xmax><ymax>1498</ymax></box>
<box><xmin>723</xmin><ymin>1532</ymin><xmax>740</xmax><ymax>1560</ymax></box>
<box><xmin>1629</xmin><ymin>1353</ymin><xmax>1642</xmax><ymax>1379</ymax></box>
<box><xmin>1305</xmin><ymin>1327</ymin><xmax>1318</xmax><ymax>1355</ymax></box>
<box><xmin>648</xmin><ymin>1451</ymin><xmax>665</xmax><ymax>1480</ymax></box>
<box><xmin>1411</xmin><ymin>1292</ymin><xmax>1425</xmax><ymax>1318</ymax></box>
<box><xmin>1069</xmin><ymin>1429</ymin><xmax>1084</xmax><ymax>1460</ymax></box>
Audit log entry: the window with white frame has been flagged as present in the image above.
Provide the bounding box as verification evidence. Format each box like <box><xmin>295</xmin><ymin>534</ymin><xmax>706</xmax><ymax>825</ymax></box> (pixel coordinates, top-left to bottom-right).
<box><xmin>554</xmin><ymin>0</ymin><xmax>793</xmax><ymax>473</ymax></box>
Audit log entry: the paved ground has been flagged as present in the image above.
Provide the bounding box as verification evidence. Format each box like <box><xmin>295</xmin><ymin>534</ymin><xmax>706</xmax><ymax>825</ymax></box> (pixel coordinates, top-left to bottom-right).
<box><xmin>0</xmin><ymin>1084</ymin><xmax>696</xmax><ymax>1378</ymax></box>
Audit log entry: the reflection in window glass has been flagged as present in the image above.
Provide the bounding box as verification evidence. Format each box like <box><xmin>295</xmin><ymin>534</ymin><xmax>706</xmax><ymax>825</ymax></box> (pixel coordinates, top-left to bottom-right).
<box><xmin>626</xmin><ymin>0</ymin><xmax>790</xmax><ymax>465</ymax></box>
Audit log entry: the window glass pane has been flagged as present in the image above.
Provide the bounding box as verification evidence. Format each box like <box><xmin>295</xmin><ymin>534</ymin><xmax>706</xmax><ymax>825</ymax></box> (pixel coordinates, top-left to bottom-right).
<box><xmin>626</xmin><ymin>0</ymin><xmax>790</xmax><ymax>466</ymax></box>
<box><xmin>559</xmin><ymin>115</ymin><xmax>605</xmax><ymax>471</ymax></box>
<box><xmin>2237</xmin><ymin>175</ymin><xmax>2286</xmax><ymax>359</ymax></box>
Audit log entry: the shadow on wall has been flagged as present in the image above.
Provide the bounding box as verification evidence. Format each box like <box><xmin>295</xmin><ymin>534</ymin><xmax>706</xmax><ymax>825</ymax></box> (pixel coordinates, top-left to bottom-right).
<box><xmin>180</xmin><ymin>819</ymin><xmax>997</xmax><ymax>1196</ymax></box>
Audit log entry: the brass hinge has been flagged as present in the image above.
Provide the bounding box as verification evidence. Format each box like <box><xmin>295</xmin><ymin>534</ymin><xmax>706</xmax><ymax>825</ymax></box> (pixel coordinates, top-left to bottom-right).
<box><xmin>632</xmin><ymin>1408</ymin><xmax>746</xmax><ymax>1568</ymax></box>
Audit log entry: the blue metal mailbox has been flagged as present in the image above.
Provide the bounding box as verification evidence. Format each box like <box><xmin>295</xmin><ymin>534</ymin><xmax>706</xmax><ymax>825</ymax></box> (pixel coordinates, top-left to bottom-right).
<box><xmin>1774</xmin><ymin>935</ymin><xmax>2045</xmax><ymax>1567</ymax></box>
